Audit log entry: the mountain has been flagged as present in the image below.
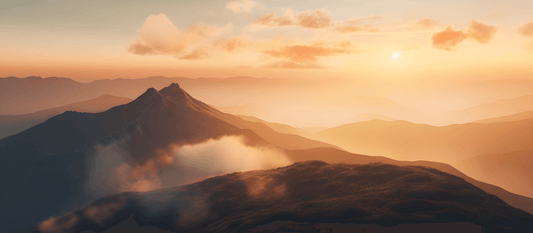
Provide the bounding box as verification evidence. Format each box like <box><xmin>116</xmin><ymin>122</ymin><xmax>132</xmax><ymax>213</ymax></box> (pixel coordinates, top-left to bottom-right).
<box><xmin>474</xmin><ymin>110</ymin><xmax>533</xmax><ymax>124</ymax></box>
<box><xmin>457</xmin><ymin>150</ymin><xmax>533</xmax><ymax>199</ymax></box>
<box><xmin>0</xmin><ymin>83</ymin><xmax>337</xmax><ymax>233</ymax></box>
<box><xmin>0</xmin><ymin>76</ymin><xmax>348</xmax><ymax>116</ymax></box>
<box><xmin>0</xmin><ymin>83</ymin><xmax>268</xmax><ymax>232</ymax></box>
<box><xmin>215</xmin><ymin>103</ymin><xmax>265</xmax><ymax>117</ymax></box>
<box><xmin>314</xmin><ymin>119</ymin><xmax>533</xmax><ymax>198</ymax></box>
<box><xmin>0</xmin><ymin>94</ymin><xmax>132</xmax><ymax>139</ymax></box>
<box><xmin>284</xmin><ymin>147</ymin><xmax>533</xmax><ymax>216</ymax></box>
<box><xmin>33</xmin><ymin>161</ymin><xmax>533</xmax><ymax>233</ymax></box>
<box><xmin>300</xmin><ymin>126</ymin><xmax>328</xmax><ymax>134</ymax></box>
<box><xmin>452</xmin><ymin>95</ymin><xmax>533</xmax><ymax>123</ymax></box>
<box><xmin>314</xmin><ymin>119</ymin><xmax>533</xmax><ymax>166</ymax></box>
<box><xmin>235</xmin><ymin>115</ymin><xmax>313</xmax><ymax>138</ymax></box>
<box><xmin>349</xmin><ymin>113</ymin><xmax>395</xmax><ymax>123</ymax></box>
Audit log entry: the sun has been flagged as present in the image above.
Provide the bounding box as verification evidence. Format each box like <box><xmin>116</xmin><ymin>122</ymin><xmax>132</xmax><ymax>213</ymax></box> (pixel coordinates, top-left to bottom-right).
<box><xmin>392</xmin><ymin>52</ymin><xmax>400</xmax><ymax>59</ymax></box>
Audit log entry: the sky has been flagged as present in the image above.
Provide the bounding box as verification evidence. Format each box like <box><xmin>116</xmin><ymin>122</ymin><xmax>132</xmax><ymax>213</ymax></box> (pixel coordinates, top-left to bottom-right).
<box><xmin>1</xmin><ymin>0</ymin><xmax>532</xmax><ymax>82</ymax></box>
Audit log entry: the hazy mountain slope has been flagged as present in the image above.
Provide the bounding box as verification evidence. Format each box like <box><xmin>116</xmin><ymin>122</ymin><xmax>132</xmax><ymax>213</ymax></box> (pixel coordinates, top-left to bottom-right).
<box><xmin>216</xmin><ymin>103</ymin><xmax>265</xmax><ymax>117</ymax></box>
<box><xmin>452</xmin><ymin>95</ymin><xmax>533</xmax><ymax>123</ymax></box>
<box><xmin>235</xmin><ymin>115</ymin><xmax>313</xmax><ymax>137</ymax></box>
<box><xmin>284</xmin><ymin>147</ymin><xmax>533</xmax><ymax>215</ymax></box>
<box><xmin>32</xmin><ymin>161</ymin><xmax>533</xmax><ymax>233</ymax></box>
<box><xmin>0</xmin><ymin>94</ymin><xmax>132</xmax><ymax>139</ymax></box>
<box><xmin>474</xmin><ymin>110</ymin><xmax>533</xmax><ymax>123</ymax></box>
<box><xmin>0</xmin><ymin>83</ymin><xmax>270</xmax><ymax>233</ymax></box>
<box><xmin>315</xmin><ymin>119</ymin><xmax>533</xmax><ymax>165</ymax></box>
<box><xmin>0</xmin><ymin>76</ymin><xmax>344</xmax><ymax>115</ymax></box>
<box><xmin>349</xmin><ymin>113</ymin><xmax>395</xmax><ymax>123</ymax></box>
<box><xmin>457</xmin><ymin>150</ymin><xmax>533</xmax><ymax>198</ymax></box>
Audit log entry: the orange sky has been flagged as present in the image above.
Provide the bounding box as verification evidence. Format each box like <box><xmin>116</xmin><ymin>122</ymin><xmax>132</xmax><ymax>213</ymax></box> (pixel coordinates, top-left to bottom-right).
<box><xmin>1</xmin><ymin>0</ymin><xmax>532</xmax><ymax>82</ymax></box>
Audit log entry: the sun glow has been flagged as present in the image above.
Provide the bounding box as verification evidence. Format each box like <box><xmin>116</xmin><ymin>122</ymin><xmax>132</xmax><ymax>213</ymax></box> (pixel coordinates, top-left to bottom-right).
<box><xmin>392</xmin><ymin>52</ymin><xmax>400</xmax><ymax>59</ymax></box>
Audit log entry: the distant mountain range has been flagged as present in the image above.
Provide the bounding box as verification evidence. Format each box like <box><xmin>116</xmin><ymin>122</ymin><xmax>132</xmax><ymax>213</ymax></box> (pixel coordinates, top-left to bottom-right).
<box><xmin>474</xmin><ymin>110</ymin><xmax>533</xmax><ymax>124</ymax></box>
<box><xmin>314</xmin><ymin>117</ymin><xmax>533</xmax><ymax>198</ymax></box>
<box><xmin>0</xmin><ymin>94</ymin><xmax>132</xmax><ymax>139</ymax></box>
<box><xmin>452</xmin><ymin>95</ymin><xmax>533</xmax><ymax>123</ymax></box>
<box><xmin>33</xmin><ymin>161</ymin><xmax>533</xmax><ymax>233</ymax></box>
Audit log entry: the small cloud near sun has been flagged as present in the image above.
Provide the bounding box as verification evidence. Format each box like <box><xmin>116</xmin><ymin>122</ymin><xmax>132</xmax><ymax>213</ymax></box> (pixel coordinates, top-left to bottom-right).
<box><xmin>431</xmin><ymin>20</ymin><xmax>497</xmax><ymax>51</ymax></box>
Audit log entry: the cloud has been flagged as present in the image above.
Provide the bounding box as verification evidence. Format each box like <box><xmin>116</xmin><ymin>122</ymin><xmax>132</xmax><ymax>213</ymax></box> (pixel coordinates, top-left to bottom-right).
<box><xmin>179</xmin><ymin>47</ymin><xmax>211</xmax><ymax>60</ymax></box>
<box><xmin>255</xmin><ymin>13</ymin><xmax>294</xmax><ymax>27</ymax></box>
<box><xmin>213</xmin><ymin>37</ymin><xmax>246</xmax><ymax>52</ymax></box>
<box><xmin>253</xmin><ymin>9</ymin><xmax>331</xmax><ymax>29</ymax></box>
<box><xmin>226</xmin><ymin>0</ymin><xmax>264</xmax><ymax>13</ymax></box>
<box><xmin>431</xmin><ymin>20</ymin><xmax>497</xmax><ymax>51</ymax></box>
<box><xmin>264</xmin><ymin>42</ymin><xmax>355</xmax><ymax>63</ymax></box>
<box><xmin>296</xmin><ymin>9</ymin><xmax>332</xmax><ymax>29</ymax></box>
<box><xmin>467</xmin><ymin>20</ymin><xmax>497</xmax><ymax>43</ymax></box>
<box><xmin>519</xmin><ymin>21</ymin><xmax>533</xmax><ymax>37</ymax></box>
<box><xmin>175</xmin><ymin>136</ymin><xmax>290</xmax><ymax>173</ymax></box>
<box><xmin>335</xmin><ymin>25</ymin><xmax>379</xmax><ymax>33</ymax></box>
<box><xmin>263</xmin><ymin>61</ymin><xmax>326</xmax><ymax>69</ymax></box>
<box><xmin>415</xmin><ymin>18</ymin><xmax>438</xmax><ymax>29</ymax></box>
<box><xmin>431</xmin><ymin>26</ymin><xmax>468</xmax><ymax>51</ymax></box>
<box><xmin>127</xmin><ymin>13</ymin><xmax>231</xmax><ymax>58</ymax></box>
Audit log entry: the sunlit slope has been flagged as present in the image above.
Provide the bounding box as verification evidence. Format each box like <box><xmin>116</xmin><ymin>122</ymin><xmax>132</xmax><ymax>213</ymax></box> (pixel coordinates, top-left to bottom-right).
<box><xmin>457</xmin><ymin>150</ymin><xmax>533</xmax><ymax>199</ymax></box>
<box><xmin>0</xmin><ymin>94</ymin><xmax>132</xmax><ymax>139</ymax></box>
<box><xmin>474</xmin><ymin>110</ymin><xmax>533</xmax><ymax>124</ymax></box>
<box><xmin>33</xmin><ymin>161</ymin><xmax>533</xmax><ymax>233</ymax></box>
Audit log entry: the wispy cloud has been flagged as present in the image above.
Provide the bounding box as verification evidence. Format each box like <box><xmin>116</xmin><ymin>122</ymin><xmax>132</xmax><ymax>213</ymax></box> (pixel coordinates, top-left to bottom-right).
<box><xmin>519</xmin><ymin>21</ymin><xmax>533</xmax><ymax>37</ymax></box>
<box><xmin>213</xmin><ymin>37</ymin><xmax>247</xmax><ymax>52</ymax></box>
<box><xmin>467</xmin><ymin>20</ymin><xmax>497</xmax><ymax>43</ymax></box>
<box><xmin>263</xmin><ymin>42</ymin><xmax>356</xmax><ymax>63</ymax></box>
<box><xmin>226</xmin><ymin>0</ymin><xmax>265</xmax><ymax>13</ymax></box>
<box><xmin>415</xmin><ymin>18</ymin><xmax>439</xmax><ymax>29</ymax></box>
<box><xmin>335</xmin><ymin>25</ymin><xmax>379</xmax><ymax>33</ymax></box>
<box><xmin>253</xmin><ymin>9</ymin><xmax>332</xmax><ymax>29</ymax></box>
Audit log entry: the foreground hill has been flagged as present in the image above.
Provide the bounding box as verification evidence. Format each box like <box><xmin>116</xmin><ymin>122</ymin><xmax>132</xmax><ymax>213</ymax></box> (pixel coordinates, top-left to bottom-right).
<box><xmin>34</xmin><ymin>161</ymin><xmax>533</xmax><ymax>233</ymax></box>
<box><xmin>284</xmin><ymin>147</ymin><xmax>533</xmax><ymax>216</ymax></box>
<box><xmin>0</xmin><ymin>94</ymin><xmax>132</xmax><ymax>139</ymax></box>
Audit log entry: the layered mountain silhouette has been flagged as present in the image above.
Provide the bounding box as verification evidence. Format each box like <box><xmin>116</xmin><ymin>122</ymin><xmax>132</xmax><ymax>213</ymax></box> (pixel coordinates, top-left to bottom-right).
<box><xmin>314</xmin><ymin>119</ymin><xmax>533</xmax><ymax>197</ymax></box>
<box><xmin>451</xmin><ymin>94</ymin><xmax>533</xmax><ymax>123</ymax></box>
<box><xmin>34</xmin><ymin>161</ymin><xmax>533</xmax><ymax>233</ymax></box>
<box><xmin>474</xmin><ymin>110</ymin><xmax>533</xmax><ymax>124</ymax></box>
<box><xmin>3</xmin><ymin>82</ymin><xmax>533</xmax><ymax>233</ymax></box>
<box><xmin>0</xmin><ymin>94</ymin><xmax>132</xmax><ymax>139</ymax></box>
<box><xmin>0</xmin><ymin>83</ymin><xmax>333</xmax><ymax>232</ymax></box>
<box><xmin>315</xmin><ymin>119</ymin><xmax>533</xmax><ymax>164</ymax></box>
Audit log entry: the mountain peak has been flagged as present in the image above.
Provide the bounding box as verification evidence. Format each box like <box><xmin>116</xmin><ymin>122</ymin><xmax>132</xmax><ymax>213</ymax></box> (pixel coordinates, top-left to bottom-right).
<box><xmin>121</xmin><ymin>87</ymin><xmax>167</xmax><ymax>122</ymax></box>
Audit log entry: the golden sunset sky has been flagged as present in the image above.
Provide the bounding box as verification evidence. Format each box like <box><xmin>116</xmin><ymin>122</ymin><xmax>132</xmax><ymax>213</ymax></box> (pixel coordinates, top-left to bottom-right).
<box><xmin>1</xmin><ymin>0</ymin><xmax>532</xmax><ymax>82</ymax></box>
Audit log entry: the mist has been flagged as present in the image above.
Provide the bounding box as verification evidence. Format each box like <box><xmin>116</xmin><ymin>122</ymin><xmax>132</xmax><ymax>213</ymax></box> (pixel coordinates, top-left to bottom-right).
<box><xmin>85</xmin><ymin>135</ymin><xmax>290</xmax><ymax>196</ymax></box>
